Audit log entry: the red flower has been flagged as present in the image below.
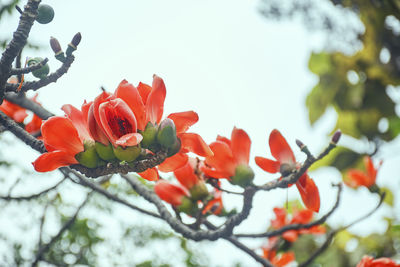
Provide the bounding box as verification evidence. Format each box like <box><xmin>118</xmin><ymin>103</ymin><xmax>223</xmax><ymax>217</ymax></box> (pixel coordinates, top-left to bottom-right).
<box><xmin>32</xmin><ymin>104</ymin><xmax>93</xmax><ymax>172</ymax></box>
<box><xmin>157</xmin><ymin>111</ymin><xmax>213</xmax><ymax>172</ymax></box>
<box><xmin>345</xmin><ymin>156</ymin><xmax>381</xmax><ymax>188</ymax></box>
<box><xmin>255</xmin><ymin>129</ymin><xmax>320</xmax><ymax>212</ymax></box>
<box><xmin>357</xmin><ymin>256</ymin><xmax>400</xmax><ymax>267</ymax></box>
<box><xmin>154</xmin><ymin>180</ymin><xmax>189</xmax><ymax>206</ymax></box>
<box><xmin>270</xmin><ymin>207</ymin><xmax>325</xmax><ymax>242</ymax></box>
<box><xmin>0</xmin><ymin>99</ymin><xmax>28</xmax><ymax>123</ymax></box>
<box><xmin>25</xmin><ymin>94</ymin><xmax>43</xmax><ymax>134</ymax></box>
<box><xmin>262</xmin><ymin>238</ymin><xmax>295</xmax><ymax>267</ymax></box>
<box><xmin>202</xmin><ymin>190</ymin><xmax>223</xmax><ymax>215</ymax></box>
<box><xmin>201</xmin><ymin>127</ymin><xmax>251</xmax><ymax>179</ymax></box>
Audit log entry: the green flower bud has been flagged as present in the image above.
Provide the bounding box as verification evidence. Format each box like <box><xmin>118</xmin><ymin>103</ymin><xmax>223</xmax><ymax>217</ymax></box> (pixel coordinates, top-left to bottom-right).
<box><xmin>28</xmin><ymin>57</ymin><xmax>49</xmax><ymax>79</ymax></box>
<box><xmin>36</xmin><ymin>4</ymin><xmax>55</xmax><ymax>24</ymax></box>
<box><xmin>167</xmin><ymin>138</ymin><xmax>181</xmax><ymax>157</ymax></box>
<box><xmin>189</xmin><ymin>181</ymin><xmax>209</xmax><ymax>201</ymax></box>
<box><xmin>141</xmin><ymin>122</ymin><xmax>158</xmax><ymax>148</ymax></box>
<box><xmin>113</xmin><ymin>145</ymin><xmax>141</xmax><ymax>162</ymax></box>
<box><xmin>157</xmin><ymin>118</ymin><xmax>177</xmax><ymax>148</ymax></box>
<box><xmin>95</xmin><ymin>142</ymin><xmax>116</xmax><ymax>161</ymax></box>
<box><xmin>230</xmin><ymin>164</ymin><xmax>254</xmax><ymax>187</ymax></box>
<box><xmin>177</xmin><ymin>196</ymin><xmax>198</xmax><ymax>215</ymax></box>
<box><xmin>75</xmin><ymin>140</ymin><xmax>102</xmax><ymax>168</ymax></box>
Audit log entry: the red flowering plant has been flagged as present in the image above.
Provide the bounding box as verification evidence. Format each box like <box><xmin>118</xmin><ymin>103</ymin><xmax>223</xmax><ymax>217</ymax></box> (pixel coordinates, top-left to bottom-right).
<box><xmin>356</xmin><ymin>256</ymin><xmax>400</xmax><ymax>267</ymax></box>
<box><xmin>345</xmin><ymin>156</ymin><xmax>382</xmax><ymax>192</ymax></box>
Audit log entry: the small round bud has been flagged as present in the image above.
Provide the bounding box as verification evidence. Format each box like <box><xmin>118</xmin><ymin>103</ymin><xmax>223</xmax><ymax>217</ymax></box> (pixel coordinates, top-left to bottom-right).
<box><xmin>113</xmin><ymin>145</ymin><xmax>141</xmax><ymax>162</ymax></box>
<box><xmin>141</xmin><ymin>122</ymin><xmax>158</xmax><ymax>148</ymax></box>
<box><xmin>331</xmin><ymin>130</ymin><xmax>342</xmax><ymax>144</ymax></box>
<box><xmin>231</xmin><ymin>164</ymin><xmax>254</xmax><ymax>187</ymax></box>
<box><xmin>296</xmin><ymin>139</ymin><xmax>305</xmax><ymax>149</ymax></box>
<box><xmin>95</xmin><ymin>142</ymin><xmax>116</xmax><ymax>161</ymax></box>
<box><xmin>49</xmin><ymin>37</ymin><xmax>62</xmax><ymax>54</ymax></box>
<box><xmin>157</xmin><ymin>118</ymin><xmax>177</xmax><ymax>148</ymax></box>
<box><xmin>71</xmin><ymin>32</ymin><xmax>82</xmax><ymax>48</ymax></box>
<box><xmin>177</xmin><ymin>197</ymin><xmax>198</xmax><ymax>215</ymax></box>
<box><xmin>36</xmin><ymin>4</ymin><xmax>55</xmax><ymax>24</ymax></box>
<box><xmin>75</xmin><ymin>140</ymin><xmax>102</xmax><ymax>168</ymax></box>
<box><xmin>189</xmin><ymin>181</ymin><xmax>209</xmax><ymax>201</ymax></box>
<box><xmin>27</xmin><ymin>57</ymin><xmax>49</xmax><ymax>79</ymax></box>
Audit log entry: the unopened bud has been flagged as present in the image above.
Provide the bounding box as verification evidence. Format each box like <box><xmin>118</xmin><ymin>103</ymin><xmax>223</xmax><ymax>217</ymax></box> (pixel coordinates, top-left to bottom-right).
<box><xmin>27</xmin><ymin>57</ymin><xmax>49</xmax><ymax>79</ymax></box>
<box><xmin>167</xmin><ymin>138</ymin><xmax>181</xmax><ymax>157</ymax></box>
<box><xmin>157</xmin><ymin>118</ymin><xmax>177</xmax><ymax>148</ymax></box>
<box><xmin>113</xmin><ymin>145</ymin><xmax>141</xmax><ymax>162</ymax></box>
<box><xmin>71</xmin><ymin>32</ymin><xmax>82</xmax><ymax>47</ymax></box>
<box><xmin>189</xmin><ymin>181</ymin><xmax>209</xmax><ymax>201</ymax></box>
<box><xmin>36</xmin><ymin>4</ymin><xmax>55</xmax><ymax>24</ymax></box>
<box><xmin>296</xmin><ymin>139</ymin><xmax>305</xmax><ymax>149</ymax></box>
<box><xmin>231</xmin><ymin>164</ymin><xmax>254</xmax><ymax>187</ymax></box>
<box><xmin>141</xmin><ymin>122</ymin><xmax>158</xmax><ymax>148</ymax></box>
<box><xmin>177</xmin><ymin>196</ymin><xmax>198</xmax><ymax>215</ymax></box>
<box><xmin>50</xmin><ymin>37</ymin><xmax>62</xmax><ymax>54</ymax></box>
<box><xmin>75</xmin><ymin>140</ymin><xmax>102</xmax><ymax>168</ymax></box>
<box><xmin>331</xmin><ymin>130</ymin><xmax>342</xmax><ymax>145</ymax></box>
<box><xmin>95</xmin><ymin>142</ymin><xmax>116</xmax><ymax>161</ymax></box>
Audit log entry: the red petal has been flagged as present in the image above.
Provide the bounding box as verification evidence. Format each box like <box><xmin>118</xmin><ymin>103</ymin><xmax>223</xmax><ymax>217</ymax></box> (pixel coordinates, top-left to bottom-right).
<box><xmin>296</xmin><ymin>174</ymin><xmax>320</xmax><ymax>212</ymax></box>
<box><xmin>25</xmin><ymin>114</ymin><xmax>42</xmax><ymax>134</ymax></box>
<box><xmin>62</xmin><ymin>104</ymin><xmax>92</xmax><ymax>142</ymax></box>
<box><xmin>346</xmin><ymin>170</ymin><xmax>373</xmax><ymax>188</ymax></box>
<box><xmin>364</xmin><ymin>156</ymin><xmax>377</xmax><ymax>181</ymax></box>
<box><xmin>201</xmin><ymin>166</ymin><xmax>230</xmax><ymax>179</ymax></box>
<box><xmin>274</xmin><ymin>252</ymin><xmax>295</xmax><ymax>267</ymax></box>
<box><xmin>137</xmin><ymin>82</ymin><xmax>152</xmax><ymax>105</ymax></box>
<box><xmin>32</xmin><ymin>151</ymin><xmax>78</xmax><ymax>172</ymax></box>
<box><xmin>204</xmin><ymin>140</ymin><xmax>236</xmax><ymax>177</ymax></box>
<box><xmin>81</xmin><ymin>100</ymin><xmax>92</xmax><ymax>124</ymax></box>
<box><xmin>168</xmin><ymin>111</ymin><xmax>199</xmax><ymax>134</ymax></box>
<box><xmin>255</xmin><ymin>156</ymin><xmax>280</xmax><ymax>173</ymax></box>
<box><xmin>88</xmin><ymin>104</ymin><xmax>109</xmax><ymax>145</ymax></box>
<box><xmin>179</xmin><ymin>132</ymin><xmax>213</xmax><ymax>157</ymax></box>
<box><xmin>271</xmin><ymin>207</ymin><xmax>287</xmax><ymax>228</ymax></box>
<box><xmin>158</xmin><ymin>152</ymin><xmax>188</xmax><ymax>172</ymax></box>
<box><xmin>282</xmin><ymin>230</ymin><xmax>298</xmax><ymax>242</ymax></box>
<box><xmin>292</xmin><ymin>209</ymin><xmax>313</xmax><ymax>224</ymax></box>
<box><xmin>216</xmin><ymin>135</ymin><xmax>231</xmax><ymax>146</ymax></box>
<box><xmin>174</xmin><ymin>161</ymin><xmax>198</xmax><ymax>189</ymax></box>
<box><xmin>41</xmin><ymin>116</ymin><xmax>83</xmax><ymax>155</ymax></box>
<box><xmin>138</xmin><ymin>167</ymin><xmax>159</xmax><ymax>181</ymax></box>
<box><xmin>116</xmin><ymin>133</ymin><xmax>143</xmax><ymax>147</ymax></box>
<box><xmin>146</xmin><ymin>75</ymin><xmax>166</xmax><ymax>124</ymax></box>
<box><xmin>231</xmin><ymin>127</ymin><xmax>251</xmax><ymax>165</ymax></box>
<box><xmin>115</xmin><ymin>80</ymin><xmax>147</xmax><ymax>131</ymax></box>
<box><xmin>154</xmin><ymin>180</ymin><xmax>189</xmax><ymax>206</ymax></box>
<box><xmin>269</xmin><ymin>129</ymin><xmax>296</xmax><ymax>164</ymax></box>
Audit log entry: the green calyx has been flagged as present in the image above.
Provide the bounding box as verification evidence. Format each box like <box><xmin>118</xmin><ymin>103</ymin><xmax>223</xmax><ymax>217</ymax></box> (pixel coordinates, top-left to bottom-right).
<box><xmin>189</xmin><ymin>182</ymin><xmax>209</xmax><ymax>201</ymax></box>
<box><xmin>27</xmin><ymin>57</ymin><xmax>49</xmax><ymax>79</ymax></box>
<box><xmin>140</xmin><ymin>122</ymin><xmax>158</xmax><ymax>148</ymax></box>
<box><xmin>113</xmin><ymin>145</ymin><xmax>141</xmax><ymax>162</ymax></box>
<box><xmin>177</xmin><ymin>196</ymin><xmax>198</xmax><ymax>215</ymax></box>
<box><xmin>75</xmin><ymin>140</ymin><xmax>103</xmax><ymax>168</ymax></box>
<box><xmin>95</xmin><ymin>142</ymin><xmax>116</xmax><ymax>161</ymax></box>
<box><xmin>230</xmin><ymin>164</ymin><xmax>255</xmax><ymax>187</ymax></box>
<box><xmin>157</xmin><ymin>118</ymin><xmax>177</xmax><ymax>148</ymax></box>
<box><xmin>167</xmin><ymin>138</ymin><xmax>181</xmax><ymax>157</ymax></box>
<box><xmin>36</xmin><ymin>4</ymin><xmax>55</xmax><ymax>24</ymax></box>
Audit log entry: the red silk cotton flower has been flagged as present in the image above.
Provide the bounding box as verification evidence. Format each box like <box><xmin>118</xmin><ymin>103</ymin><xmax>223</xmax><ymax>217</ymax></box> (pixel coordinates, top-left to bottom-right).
<box><xmin>32</xmin><ymin>104</ymin><xmax>93</xmax><ymax>172</ymax></box>
<box><xmin>200</xmin><ymin>127</ymin><xmax>254</xmax><ymax>187</ymax></box>
<box><xmin>345</xmin><ymin>156</ymin><xmax>381</xmax><ymax>189</ymax></box>
<box><xmin>255</xmin><ymin>129</ymin><xmax>320</xmax><ymax>212</ymax></box>
<box><xmin>356</xmin><ymin>256</ymin><xmax>400</xmax><ymax>267</ymax></box>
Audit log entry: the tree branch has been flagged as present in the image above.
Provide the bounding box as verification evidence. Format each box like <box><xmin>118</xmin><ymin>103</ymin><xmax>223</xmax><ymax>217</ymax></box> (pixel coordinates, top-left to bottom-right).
<box><xmin>10</xmin><ymin>57</ymin><xmax>48</xmax><ymax>75</ymax></box>
<box><xmin>5</xmin><ymin>91</ymin><xmax>54</xmax><ymax>119</ymax></box>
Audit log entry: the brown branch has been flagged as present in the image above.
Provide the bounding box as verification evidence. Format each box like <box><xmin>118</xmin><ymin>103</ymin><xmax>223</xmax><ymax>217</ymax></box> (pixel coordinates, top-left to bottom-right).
<box><xmin>5</xmin><ymin>55</ymin><xmax>75</xmax><ymax>93</ymax></box>
<box><xmin>0</xmin><ymin>177</ymin><xmax>66</xmax><ymax>201</ymax></box>
<box><xmin>5</xmin><ymin>92</ymin><xmax>54</xmax><ymax>119</ymax></box>
<box><xmin>0</xmin><ymin>0</ymin><xmax>41</xmax><ymax>101</ymax></box>
<box><xmin>10</xmin><ymin>57</ymin><xmax>49</xmax><ymax>75</ymax></box>
<box><xmin>235</xmin><ymin>183</ymin><xmax>342</xmax><ymax>238</ymax></box>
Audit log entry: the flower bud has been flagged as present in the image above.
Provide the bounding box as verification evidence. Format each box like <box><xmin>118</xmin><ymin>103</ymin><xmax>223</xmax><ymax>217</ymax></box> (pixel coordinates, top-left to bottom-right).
<box><xmin>27</xmin><ymin>57</ymin><xmax>49</xmax><ymax>79</ymax></box>
<box><xmin>231</xmin><ymin>164</ymin><xmax>254</xmax><ymax>187</ymax></box>
<box><xmin>36</xmin><ymin>4</ymin><xmax>55</xmax><ymax>24</ymax></box>
<box><xmin>50</xmin><ymin>37</ymin><xmax>62</xmax><ymax>54</ymax></box>
<box><xmin>177</xmin><ymin>196</ymin><xmax>198</xmax><ymax>215</ymax></box>
<box><xmin>75</xmin><ymin>140</ymin><xmax>102</xmax><ymax>168</ymax></box>
<box><xmin>167</xmin><ymin>138</ymin><xmax>181</xmax><ymax>157</ymax></box>
<box><xmin>113</xmin><ymin>145</ymin><xmax>141</xmax><ymax>162</ymax></box>
<box><xmin>189</xmin><ymin>181</ymin><xmax>209</xmax><ymax>201</ymax></box>
<box><xmin>157</xmin><ymin>118</ymin><xmax>177</xmax><ymax>148</ymax></box>
<box><xmin>331</xmin><ymin>130</ymin><xmax>342</xmax><ymax>145</ymax></box>
<box><xmin>95</xmin><ymin>142</ymin><xmax>116</xmax><ymax>161</ymax></box>
<box><xmin>140</xmin><ymin>122</ymin><xmax>158</xmax><ymax>148</ymax></box>
<box><xmin>296</xmin><ymin>139</ymin><xmax>305</xmax><ymax>149</ymax></box>
<box><xmin>66</xmin><ymin>33</ymin><xmax>82</xmax><ymax>56</ymax></box>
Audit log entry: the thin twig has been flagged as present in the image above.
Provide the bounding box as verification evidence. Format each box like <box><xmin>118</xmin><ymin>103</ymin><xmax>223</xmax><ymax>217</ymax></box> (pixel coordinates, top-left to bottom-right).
<box><xmin>10</xmin><ymin>58</ymin><xmax>49</xmax><ymax>75</ymax></box>
<box><xmin>5</xmin><ymin>92</ymin><xmax>54</xmax><ymax>119</ymax></box>
<box><xmin>235</xmin><ymin>183</ymin><xmax>342</xmax><ymax>238</ymax></box>
<box><xmin>31</xmin><ymin>192</ymin><xmax>93</xmax><ymax>267</ymax></box>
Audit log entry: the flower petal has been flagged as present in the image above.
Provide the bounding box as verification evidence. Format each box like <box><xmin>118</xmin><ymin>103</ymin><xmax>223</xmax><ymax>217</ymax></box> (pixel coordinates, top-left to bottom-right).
<box><xmin>88</xmin><ymin>97</ymin><xmax>110</xmax><ymax>145</ymax></box>
<box><xmin>282</xmin><ymin>230</ymin><xmax>298</xmax><ymax>242</ymax></box>
<box><xmin>296</xmin><ymin>174</ymin><xmax>320</xmax><ymax>212</ymax></box>
<box><xmin>62</xmin><ymin>104</ymin><xmax>92</xmax><ymax>142</ymax></box>
<box><xmin>116</xmin><ymin>133</ymin><xmax>143</xmax><ymax>147</ymax></box>
<box><xmin>115</xmin><ymin>80</ymin><xmax>147</xmax><ymax>131</ymax></box>
<box><xmin>201</xmin><ymin>166</ymin><xmax>230</xmax><ymax>179</ymax></box>
<box><xmin>158</xmin><ymin>152</ymin><xmax>189</xmax><ymax>172</ymax></box>
<box><xmin>179</xmin><ymin>132</ymin><xmax>213</xmax><ymax>157</ymax></box>
<box><xmin>146</xmin><ymin>75</ymin><xmax>166</xmax><ymax>124</ymax></box>
<box><xmin>168</xmin><ymin>111</ymin><xmax>199</xmax><ymax>134</ymax></box>
<box><xmin>255</xmin><ymin>156</ymin><xmax>280</xmax><ymax>173</ymax></box>
<box><xmin>138</xmin><ymin>167</ymin><xmax>159</xmax><ymax>181</ymax></box>
<box><xmin>32</xmin><ymin>151</ymin><xmax>78</xmax><ymax>172</ymax></box>
<box><xmin>364</xmin><ymin>156</ymin><xmax>377</xmax><ymax>182</ymax></box>
<box><xmin>41</xmin><ymin>116</ymin><xmax>83</xmax><ymax>155</ymax></box>
<box><xmin>174</xmin><ymin>161</ymin><xmax>198</xmax><ymax>189</ymax></box>
<box><xmin>137</xmin><ymin>82</ymin><xmax>152</xmax><ymax>105</ymax></box>
<box><xmin>231</xmin><ymin>127</ymin><xmax>251</xmax><ymax>165</ymax></box>
<box><xmin>346</xmin><ymin>169</ymin><xmax>373</xmax><ymax>188</ymax></box>
<box><xmin>269</xmin><ymin>129</ymin><xmax>296</xmax><ymax>164</ymax></box>
<box><xmin>154</xmin><ymin>180</ymin><xmax>189</xmax><ymax>206</ymax></box>
<box><xmin>204</xmin><ymin>140</ymin><xmax>236</xmax><ymax>177</ymax></box>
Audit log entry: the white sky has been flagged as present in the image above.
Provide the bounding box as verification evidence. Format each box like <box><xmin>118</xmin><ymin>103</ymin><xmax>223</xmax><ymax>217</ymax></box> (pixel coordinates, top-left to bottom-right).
<box><xmin>1</xmin><ymin>0</ymin><xmax>400</xmax><ymax>266</ymax></box>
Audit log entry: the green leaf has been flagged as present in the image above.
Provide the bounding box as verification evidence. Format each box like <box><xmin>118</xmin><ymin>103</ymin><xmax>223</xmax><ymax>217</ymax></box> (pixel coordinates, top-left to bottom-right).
<box><xmin>380</xmin><ymin>187</ymin><xmax>394</xmax><ymax>207</ymax></box>
<box><xmin>309</xmin><ymin>146</ymin><xmax>361</xmax><ymax>172</ymax></box>
<box><xmin>308</xmin><ymin>52</ymin><xmax>332</xmax><ymax>74</ymax></box>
